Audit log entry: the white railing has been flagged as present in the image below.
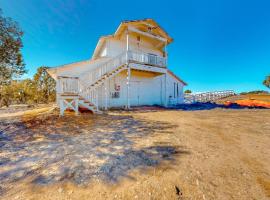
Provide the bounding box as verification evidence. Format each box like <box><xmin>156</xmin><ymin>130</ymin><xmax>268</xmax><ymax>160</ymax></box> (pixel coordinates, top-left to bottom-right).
<box><xmin>184</xmin><ymin>90</ymin><xmax>235</xmax><ymax>104</ymax></box>
<box><xmin>79</xmin><ymin>52</ymin><xmax>127</xmax><ymax>88</ymax></box>
<box><xmin>78</xmin><ymin>81</ymin><xmax>98</xmax><ymax>106</ymax></box>
<box><xmin>58</xmin><ymin>76</ymin><xmax>79</xmax><ymax>94</ymax></box>
<box><xmin>78</xmin><ymin>52</ymin><xmax>128</xmax><ymax>106</ymax></box>
<box><xmin>58</xmin><ymin>50</ymin><xmax>167</xmax><ymax>109</ymax></box>
<box><xmin>127</xmin><ymin>50</ymin><xmax>166</xmax><ymax>68</ymax></box>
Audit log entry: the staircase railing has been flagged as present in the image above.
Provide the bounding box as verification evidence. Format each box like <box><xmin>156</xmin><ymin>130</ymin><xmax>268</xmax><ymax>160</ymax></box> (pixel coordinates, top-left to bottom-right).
<box><xmin>78</xmin><ymin>52</ymin><xmax>128</xmax><ymax>107</ymax></box>
<box><xmin>78</xmin><ymin>50</ymin><xmax>167</xmax><ymax>89</ymax></box>
<box><xmin>59</xmin><ymin>50</ymin><xmax>167</xmax><ymax>109</ymax></box>
<box><xmin>79</xmin><ymin>52</ymin><xmax>127</xmax><ymax>88</ymax></box>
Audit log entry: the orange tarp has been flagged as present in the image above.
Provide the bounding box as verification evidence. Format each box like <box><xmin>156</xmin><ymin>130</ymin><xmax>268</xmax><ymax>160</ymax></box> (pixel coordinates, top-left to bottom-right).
<box><xmin>225</xmin><ymin>100</ymin><xmax>270</xmax><ymax>108</ymax></box>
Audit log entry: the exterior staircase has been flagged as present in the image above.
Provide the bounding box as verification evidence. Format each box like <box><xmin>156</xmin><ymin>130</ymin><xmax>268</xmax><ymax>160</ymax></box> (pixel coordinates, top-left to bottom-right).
<box><xmin>58</xmin><ymin>52</ymin><xmax>128</xmax><ymax>115</ymax></box>
<box><xmin>58</xmin><ymin>50</ymin><xmax>167</xmax><ymax>115</ymax></box>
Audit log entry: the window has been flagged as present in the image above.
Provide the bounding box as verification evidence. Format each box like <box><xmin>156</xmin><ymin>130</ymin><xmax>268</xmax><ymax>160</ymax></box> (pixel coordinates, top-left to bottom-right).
<box><xmin>177</xmin><ymin>83</ymin><xmax>179</xmax><ymax>97</ymax></box>
<box><xmin>174</xmin><ymin>82</ymin><xmax>176</xmax><ymax>98</ymax></box>
<box><xmin>100</xmin><ymin>48</ymin><xmax>107</xmax><ymax>57</ymax></box>
<box><xmin>111</xmin><ymin>92</ymin><xmax>120</xmax><ymax>98</ymax></box>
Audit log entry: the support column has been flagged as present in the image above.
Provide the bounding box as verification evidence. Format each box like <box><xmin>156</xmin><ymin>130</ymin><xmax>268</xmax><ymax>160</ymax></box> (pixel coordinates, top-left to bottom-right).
<box><xmin>126</xmin><ymin>29</ymin><xmax>129</xmax><ymax>63</ymax></box>
<box><xmin>105</xmin><ymin>81</ymin><xmax>108</xmax><ymax>110</ymax></box>
<box><xmin>96</xmin><ymin>88</ymin><xmax>99</xmax><ymax>111</ymax></box>
<box><xmin>126</xmin><ymin>67</ymin><xmax>131</xmax><ymax>109</ymax></box>
<box><xmin>74</xmin><ymin>98</ymin><xmax>79</xmax><ymax>116</ymax></box>
<box><xmin>164</xmin><ymin>72</ymin><xmax>167</xmax><ymax>107</ymax></box>
<box><xmin>59</xmin><ymin>98</ymin><xmax>64</xmax><ymax>116</ymax></box>
<box><xmin>126</xmin><ymin>29</ymin><xmax>130</xmax><ymax>110</ymax></box>
<box><xmin>164</xmin><ymin>40</ymin><xmax>168</xmax><ymax>107</ymax></box>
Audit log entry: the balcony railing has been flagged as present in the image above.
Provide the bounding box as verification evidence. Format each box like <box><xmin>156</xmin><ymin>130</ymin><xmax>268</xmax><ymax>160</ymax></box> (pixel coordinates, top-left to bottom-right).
<box><xmin>58</xmin><ymin>76</ymin><xmax>79</xmax><ymax>95</ymax></box>
<box><xmin>127</xmin><ymin>51</ymin><xmax>166</xmax><ymax>68</ymax></box>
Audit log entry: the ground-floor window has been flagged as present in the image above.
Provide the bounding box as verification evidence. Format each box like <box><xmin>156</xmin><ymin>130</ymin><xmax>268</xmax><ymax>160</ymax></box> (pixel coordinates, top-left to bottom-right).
<box><xmin>177</xmin><ymin>83</ymin><xmax>179</xmax><ymax>97</ymax></box>
<box><xmin>174</xmin><ymin>83</ymin><xmax>176</xmax><ymax>98</ymax></box>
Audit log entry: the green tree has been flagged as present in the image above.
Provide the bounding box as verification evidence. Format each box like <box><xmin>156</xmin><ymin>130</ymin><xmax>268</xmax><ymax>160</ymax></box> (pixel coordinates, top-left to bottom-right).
<box><xmin>33</xmin><ymin>66</ymin><xmax>56</xmax><ymax>103</ymax></box>
<box><xmin>185</xmin><ymin>89</ymin><xmax>192</xmax><ymax>94</ymax></box>
<box><xmin>0</xmin><ymin>9</ymin><xmax>26</xmax><ymax>84</ymax></box>
<box><xmin>0</xmin><ymin>82</ymin><xmax>14</xmax><ymax>107</ymax></box>
<box><xmin>12</xmin><ymin>79</ymin><xmax>36</xmax><ymax>104</ymax></box>
<box><xmin>0</xmin><ymin>9</ymin><xmax>26</xmax><ymax>107</ymax></box>
<box><xmin>263</xmin><ymin>75</ymin><xmax>270</xmax><ymax>89</ymax></box>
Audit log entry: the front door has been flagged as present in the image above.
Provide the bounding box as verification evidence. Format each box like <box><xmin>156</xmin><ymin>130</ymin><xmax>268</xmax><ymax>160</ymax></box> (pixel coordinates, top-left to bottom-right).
<box><xmin>130</xmin><ymin>81</ymin><xmax>140</xmax><ymax>106</ymax></box>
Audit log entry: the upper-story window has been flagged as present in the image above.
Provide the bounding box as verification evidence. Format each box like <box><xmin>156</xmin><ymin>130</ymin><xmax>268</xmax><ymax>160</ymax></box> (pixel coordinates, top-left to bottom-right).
<box><xmin>100</xmin><ymin>47</ymin><xmax>107</xmax><ymax>57</ymax></box>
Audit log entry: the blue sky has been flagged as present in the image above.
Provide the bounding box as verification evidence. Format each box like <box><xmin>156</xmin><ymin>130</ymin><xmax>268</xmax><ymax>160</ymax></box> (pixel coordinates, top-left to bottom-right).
<box><xmin>1</xmin><ymin>0</ymin><xmax>270</xmax><ymax>92</ymax></box>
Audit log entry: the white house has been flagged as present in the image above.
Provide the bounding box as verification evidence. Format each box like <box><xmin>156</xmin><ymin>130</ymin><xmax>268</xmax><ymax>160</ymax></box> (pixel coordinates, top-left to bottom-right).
<box><xmin>47</xmin><ymin>19</ymin><xmax>187</xmax><ymax>115</ymax></box>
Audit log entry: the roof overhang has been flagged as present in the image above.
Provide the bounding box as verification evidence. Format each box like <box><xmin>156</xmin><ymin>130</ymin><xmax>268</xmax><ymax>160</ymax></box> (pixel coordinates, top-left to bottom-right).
<box><xmin>92</xmin><ymin>19</ymin><xmax>173</xmax><ymax>59</ymax></box>
<box><xmin>115</xmin><ymin>18</ymin><xmax>173</xmax><ymax>44</ymax></box>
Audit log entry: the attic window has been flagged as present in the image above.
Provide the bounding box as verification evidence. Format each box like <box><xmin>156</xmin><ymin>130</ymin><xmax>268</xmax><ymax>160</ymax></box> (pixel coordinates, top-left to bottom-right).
<box><xmin>100</xmin><ymin>48</ymin><xmax>107</xmax><ymax>57</ymax></box>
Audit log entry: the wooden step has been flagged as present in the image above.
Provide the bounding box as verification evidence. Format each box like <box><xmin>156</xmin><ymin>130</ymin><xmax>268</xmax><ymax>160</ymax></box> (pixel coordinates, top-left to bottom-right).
<box><xmin>60</xmin><ymin>93</ymin><xmax>79</xmax><ymax>97</ymax></box>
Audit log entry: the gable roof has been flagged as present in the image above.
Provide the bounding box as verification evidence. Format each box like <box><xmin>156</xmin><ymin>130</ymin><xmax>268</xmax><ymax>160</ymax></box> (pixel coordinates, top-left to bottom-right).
<box><xmin>167</xmin><ymin>69</ymin><xmax>187</xmax><ymax>86</ymax></box>
<box><xmin>115</xmin><ymin>18</ymin><xmax>173</xmax><ymax>43</ymax></box>
<box><xmin>92</xmin><ymin>35</ymin><xmax>114</xmax><ymax>59</ymax></box>
<box><xmin>92</xmin><ymin>18</ymin><xmax>173</xmax><ymax>59</ymax></box>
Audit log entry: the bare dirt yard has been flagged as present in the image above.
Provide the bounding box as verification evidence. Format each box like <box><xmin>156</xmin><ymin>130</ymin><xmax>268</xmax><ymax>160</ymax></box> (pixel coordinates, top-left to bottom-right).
<box><xmin>0</xmin><ymin>105</ymin><xmax>269</xmax><ymax>200</ymax></box>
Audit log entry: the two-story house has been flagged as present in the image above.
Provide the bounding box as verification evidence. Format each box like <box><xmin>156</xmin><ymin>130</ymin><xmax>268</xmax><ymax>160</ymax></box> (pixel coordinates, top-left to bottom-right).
<box><xmin>47</xmin><ymin>19</ymin><xmax>187</xmax><ymax>115</ymax></box>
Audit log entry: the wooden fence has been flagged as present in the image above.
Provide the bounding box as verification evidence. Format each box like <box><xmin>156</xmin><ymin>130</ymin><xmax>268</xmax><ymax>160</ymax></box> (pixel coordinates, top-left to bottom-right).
<box><xmin>184</xmin><ymin>90</ymin><xmax>235</xmax><ymax>104</ymax></box>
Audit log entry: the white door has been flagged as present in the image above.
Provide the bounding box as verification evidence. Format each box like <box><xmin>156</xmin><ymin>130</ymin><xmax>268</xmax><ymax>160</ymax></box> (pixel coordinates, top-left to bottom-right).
<box><xmin>130</xmin><ymin>81</ymin><xmax>140</xmax><ymax>106</ymax></box>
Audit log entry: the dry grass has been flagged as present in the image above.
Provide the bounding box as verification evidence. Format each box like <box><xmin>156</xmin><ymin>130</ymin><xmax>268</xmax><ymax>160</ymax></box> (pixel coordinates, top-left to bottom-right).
<box><xmin>0</xmin><ymin>105</ymin><xmax>270</xmax><ymax>200</ymax></box>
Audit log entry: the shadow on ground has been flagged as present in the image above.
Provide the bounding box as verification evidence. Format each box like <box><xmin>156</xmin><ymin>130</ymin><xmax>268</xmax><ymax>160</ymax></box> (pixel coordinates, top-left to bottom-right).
<box><xmin>0</xmin><ymin>112</ymin><xmax>188</xmax><ymax>194</ymax></box>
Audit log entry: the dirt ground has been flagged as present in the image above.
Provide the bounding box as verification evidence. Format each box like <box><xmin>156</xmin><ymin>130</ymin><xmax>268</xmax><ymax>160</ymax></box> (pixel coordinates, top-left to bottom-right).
<box><xmin>0</xmin><ymin>105</ymin><xmax>270</xmax><ymax>200</ymax></box>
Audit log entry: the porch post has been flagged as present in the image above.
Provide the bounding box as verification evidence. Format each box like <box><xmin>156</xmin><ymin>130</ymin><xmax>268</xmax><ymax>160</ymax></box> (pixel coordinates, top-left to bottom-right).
<box><xmin>127</xmin><ymin>67</ymin><xmax>131</xmax><ymax>109</ymax></box>
<box><xmin>164</xmin><ymin>40</ymin><xmax>168</xmax><ymax>107</ymax></box>
<box><xmin>126</xmin><ymin>30</ymin><xmax>130</xmax><ymax>109</ymax></box>
<box><xmin>59</xmin><ymin>98</ymin><xmax>65</xmax><ymax>116</ymax></box>
<box><xmin>164</xmin><ymin>40</ymin><xmax>168</xmax><ymax>66</ymax></box>
<box><xmin>126</xmin><ymin>29</ymin><xmax>129</xmax><ymax>61</ymax></box>
<box><xmin>105</xmin><ymin>81</ymin><xmax>108</xmax><ymax>110</ymax></box>
<box><xmin>96</xmin><ymin>88</ymin><xmax>99</xmax><ymax>111</ymax></box>
<box><xmin>74</xmin><ymin>97</ymin><xmax>79</xmax><ymax>116</ymax></box>
<box><xmin>164</xmin><ymin>72</ymin><xmax>167</xmax><ymax>107</ymax></box>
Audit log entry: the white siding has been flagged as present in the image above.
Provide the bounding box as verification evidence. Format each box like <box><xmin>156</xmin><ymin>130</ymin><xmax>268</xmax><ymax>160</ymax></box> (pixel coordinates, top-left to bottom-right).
<box><xmin>96</xmin><ymin>70</ymin><xmax>165</xmax><ymax>108</ymax></box>
<box><xmin>106</xmin><ymin>35</ymin><xmax>163</xmax><ymax>58</ymax></box>
<box><xmin>166</xmin><ymin>73</ymin><xmax>185</xmax><ymax>105</ymax></box>
<box><xmin>95</xmin><ymin>69</ymin><xmax>185</xmax><ymax>108</ymax></box>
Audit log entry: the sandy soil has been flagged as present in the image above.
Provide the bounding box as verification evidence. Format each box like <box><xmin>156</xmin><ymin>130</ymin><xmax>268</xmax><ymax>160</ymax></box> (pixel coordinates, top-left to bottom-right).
<box><xmin>0</xmin><ymin>106</ymin><xmax>269</xmax><ymax>200</ymax></box>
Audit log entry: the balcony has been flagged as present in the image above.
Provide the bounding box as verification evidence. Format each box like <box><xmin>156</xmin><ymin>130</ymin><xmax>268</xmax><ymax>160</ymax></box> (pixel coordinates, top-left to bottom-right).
<box><xmin>127</xmin><ymin>51</ymin><xmax>167</xmax><ymax>68</ymax></box>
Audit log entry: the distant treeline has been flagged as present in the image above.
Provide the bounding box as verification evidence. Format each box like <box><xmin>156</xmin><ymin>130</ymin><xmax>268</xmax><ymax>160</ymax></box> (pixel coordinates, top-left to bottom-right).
<box><xmin>0</xmin><ymin>67</ymin><xmax>56</xmax><ymax>107</ymax></box>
